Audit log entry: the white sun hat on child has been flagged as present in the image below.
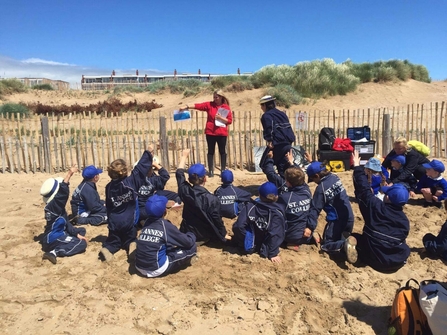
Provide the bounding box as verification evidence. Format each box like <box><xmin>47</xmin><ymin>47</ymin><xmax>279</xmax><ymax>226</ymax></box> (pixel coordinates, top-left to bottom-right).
<box><xmin>40</xmin><ymin>177</ymin><xmax>63</xmax><ymax>204</ymax></box>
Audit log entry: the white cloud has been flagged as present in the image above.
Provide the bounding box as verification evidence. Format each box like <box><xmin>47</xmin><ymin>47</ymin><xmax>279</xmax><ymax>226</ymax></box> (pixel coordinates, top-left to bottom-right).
<box><xmin>0</xmin><ymin>55</ymin><xmax>168</xmax><ymax>89</ymax></box>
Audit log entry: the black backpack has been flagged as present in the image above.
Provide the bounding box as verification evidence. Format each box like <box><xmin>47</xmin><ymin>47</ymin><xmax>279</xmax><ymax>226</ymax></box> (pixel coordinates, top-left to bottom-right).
<box><xmin>318</xmin><ymin>127</ymin><xmax>336</xmax><ymax>150</ymax></box>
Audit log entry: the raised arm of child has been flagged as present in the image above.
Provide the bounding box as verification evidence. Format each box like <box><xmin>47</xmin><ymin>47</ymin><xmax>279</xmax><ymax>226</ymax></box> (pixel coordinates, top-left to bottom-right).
<box><xmin>178</xmin><ymin>149</ymin><xmax>191</xmax><ymax>170</ymax></box>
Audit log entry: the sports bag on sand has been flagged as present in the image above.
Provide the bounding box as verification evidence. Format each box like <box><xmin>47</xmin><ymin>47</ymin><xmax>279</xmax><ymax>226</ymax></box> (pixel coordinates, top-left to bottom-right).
<box><xmin>388</xmin><ymin>279</ymin><xmax>432</xmax><ymax>335</ymax></box>
<box><xmin>419</xmin><ymin>280</ymin><xmax>447</xmax><ymax>335</ymax></box>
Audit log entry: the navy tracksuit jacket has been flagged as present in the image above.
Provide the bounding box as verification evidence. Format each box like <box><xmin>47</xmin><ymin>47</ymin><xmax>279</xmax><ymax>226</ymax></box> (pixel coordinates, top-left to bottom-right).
<box><xmin>353</xmin><ymin>166</ymin><xmax>410</xmax><ymax>271</ymax></box>
<box><xmin>232</xmin><ymin>201</ymin><xmax>285</xmax><ymax>259</ymax></box>
<box><xmin>43</xmin><ymin>181</ymin><xmax>87</xmax><ymax>257</ymax></box>
<box><xmin>104</xmin><ymin>150</ymin><xmax>153</xmax><ymax>253</ymax></box>
<box><xmin>214</xmin><ymin>183</ymin><xmax>252</xmax><ymax>219</ymax></box>
<box><xmin>423</xmin><ymin>221</ymin><xmax>447</xmax><ymax>261</ymax></box>
<box><xmin>307</xmin><ymin>173</ymin><xmax>354</xmax><ymax>252</ymax></box>
<box><xmin>70</xmin><ymin>180</ymin><xmax>107</xmax><ymax>225</ymax></box>
<box><xmin>176</xmin><ymin>169</ymin><xmax>227</xmax><ymax>242</ymax></box>
<box><xmin>278</xmin><ymin>184</ymin><xmax>313</xmax><ymax>244</ymax></box>
<box><xmin>416</xmin><ymin>175</ymin><xmax>447</xmax><ymax>201</ymax></box>
<box><xmin>135</xmin><ymin>217</ymin><xmax>196</xmax><ymax>277</ymax></box>
<box><xmin>261</xmin><ymin>157</ymin><xmax>290</xmax><ymax>195</ymax></box>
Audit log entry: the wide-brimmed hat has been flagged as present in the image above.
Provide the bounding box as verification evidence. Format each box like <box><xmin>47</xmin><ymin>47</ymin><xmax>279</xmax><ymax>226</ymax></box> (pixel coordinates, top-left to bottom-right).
<box><xmin>364</xmin><ymin>158</ymin><xmax>382</xmax><ymax>172</ymax></box>
<box><xmin>215</xmin><ymin>89</ymin><xmax>227</xmax><ymax>101</ymax></box>
<box><xmin>259</xmin><ymin>95</ymin><xmax>276</xmax><ymax>104</ymax></box>
<box><xmin>40</xmin><ymin>177</ymin><xmax>64</xmax><ymax>204</ymax></box>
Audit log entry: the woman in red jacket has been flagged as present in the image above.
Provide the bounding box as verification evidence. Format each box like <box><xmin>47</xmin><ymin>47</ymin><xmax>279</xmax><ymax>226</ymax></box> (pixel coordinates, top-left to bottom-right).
<box><xmin>179</xmin><ymin>89</ymin><xmax>232</xmax><ymax>177</ymax></box>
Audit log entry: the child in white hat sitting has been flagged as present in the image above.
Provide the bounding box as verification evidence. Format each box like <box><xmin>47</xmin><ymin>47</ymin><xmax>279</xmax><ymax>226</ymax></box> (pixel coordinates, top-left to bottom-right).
<box><xmin>40</xmin><ymin>164</ymin><xmax>88</xmax><ymax>264</ymax></box>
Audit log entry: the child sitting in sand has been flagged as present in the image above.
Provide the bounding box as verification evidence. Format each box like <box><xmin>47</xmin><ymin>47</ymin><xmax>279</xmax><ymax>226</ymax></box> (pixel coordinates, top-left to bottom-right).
<box><xmin>363</xmin><ymin>157</ymin><xmax>388</xmax><ymax>199</ymax></box>
<box><xmin>176</xmin><ymin>149</ymin><xmax>228</xmax><ymax>244</ymax></box>
<box><xmin>232</xmin><ymin>181</ymin><xmax>285</xmax><ymax>263</ymax></box>
<box><xmin>422</xmin><ymin>199</ymin><xmax>447</xmax><ymax>261</ymax></box>
<box><xmin>415</xmin><ymin>159</ymin><xmax>447</xmax><ymax>208</ymax></box>
<box><xmin>387</xmin><ymin>155</ymin><xmax>417</xmax><ymax>193</ymax></box>
<box><xmin>40</xmin><ymin>164</ymin><xmax>88</xmax><ymax>264</ymax></box>
<box><xmin>135</xmin><ymin>194</ymin><xmax>197</xmax><ymax>277</ymax></box>
<box><xmin>214</xmin><ymin>169</ymin><xmax>252</xmax><ymax>219</ymax></box>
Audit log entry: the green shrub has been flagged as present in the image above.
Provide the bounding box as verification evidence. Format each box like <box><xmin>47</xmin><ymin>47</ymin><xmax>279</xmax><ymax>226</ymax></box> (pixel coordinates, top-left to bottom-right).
<box><xmin>345</xmin><ymin>61</ymin><xmax>375</xmax><ymax>83</ymax></box>
<box><xmin>375</xmin><ymin>65</ymin><xmax>397</xmax><ymax>82</ymax></box>
<box><xmin>32</xmin><ymin>84</ymin><xmax>54</xmax><ymax>90</ymax></box>
<box><xmin>0</xmin><ymin>79</ymin><xmax>28</xmax><ymax>97</ymax></box>
<box><xmin>264</xmin><ymin>84</ymin><xmax>303</xmax><ymax>108</ymax></box>
<box><xmin>0</xmin><ymin>103</ymin><xmax>30</xmax><ymax>118</ymax></box>
<box><xmin>410</xmin><ymin>64</ymin><xmax>431</xmax><ymax>82</ymax></box>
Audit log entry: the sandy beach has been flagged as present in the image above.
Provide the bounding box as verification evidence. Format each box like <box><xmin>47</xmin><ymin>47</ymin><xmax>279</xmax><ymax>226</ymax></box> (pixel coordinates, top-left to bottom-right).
<box><xmin>1</xmin><ymin>80</ymin><xmax>447</xmax><ymax>334</ymax></box>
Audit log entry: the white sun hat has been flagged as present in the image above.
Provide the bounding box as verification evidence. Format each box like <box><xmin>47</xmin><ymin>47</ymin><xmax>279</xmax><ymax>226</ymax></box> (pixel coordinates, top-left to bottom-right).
<box><xmin>40</xmin><ymin>177</ymin><xmax>64</xmax><ymax>204</ymax></box>
<box><xmin>259</xmin><ymin>95</ymin><xmax>276</xmax><ymax>104</ymax></box>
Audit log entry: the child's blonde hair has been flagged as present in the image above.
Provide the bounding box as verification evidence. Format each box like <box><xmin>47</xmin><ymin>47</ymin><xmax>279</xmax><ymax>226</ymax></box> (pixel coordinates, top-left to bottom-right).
<box><xmin>108</xmin><ymin>159</ymin><xmax>128</xmax><ymax>179</ymax></box>
<box><xmin>284</xmin><ymin>166</ymin><xmax>305</xmax><ymax>187</ymax></box>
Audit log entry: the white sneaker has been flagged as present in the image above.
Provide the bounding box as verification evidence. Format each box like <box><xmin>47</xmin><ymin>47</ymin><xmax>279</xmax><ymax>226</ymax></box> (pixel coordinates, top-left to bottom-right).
<box><xmin>344</xmin><ymin>236</ymin><xmax>358</xmax><ymax>264</ymax></box>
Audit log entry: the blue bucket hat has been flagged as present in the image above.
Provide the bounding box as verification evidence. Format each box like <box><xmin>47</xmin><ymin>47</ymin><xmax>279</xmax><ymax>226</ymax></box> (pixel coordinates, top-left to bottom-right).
<box><xmin>423</xmin><ymin>159</ymin><xmax>445</xmax><ymax>173</ymax></box>
<box><xmin>364</xmin><ymin>158</ymin><xmax>382</xmax><ymax>172</ymax></box>
<box><xmin>390</xmin><ymin>155</ymin><xmax>406</xmax><ymax>166</ymax></box>
<box><xmin>259</xmin><ymin>182</ymin><xmax>278</xmax><ymax>198</ymax></box>
<box><xmin>188</xmin><ymin>163</ymin><xmax>207</xmax><ymax>177</ymax></box>
<box><xmin>381</xmin><ymin>184</ymin><xmax>409</xmax><ymax>206</ymax></box>
<box><xmin>221</xmin><ymin>170</ymin><xmax>233</xmax><ymax>184</ymax></box>
<box><xmin>145</xmin><ymin>194</ymin><xmax>168</xmax><ymax>218</ymax></box>
<box><xmin>306</xmin><ymin>161</ymin><xmax>327</xmax><ymax>182</ymax></box>
<box><xmin>82</xmin><ymin>165</ymin><xmax>103</xmax><ymax>179</ymax></box>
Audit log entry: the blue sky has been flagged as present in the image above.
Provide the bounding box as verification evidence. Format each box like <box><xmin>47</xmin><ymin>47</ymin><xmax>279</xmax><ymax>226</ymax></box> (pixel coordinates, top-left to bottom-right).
<box><xmin>1</xmin><ymin>0</ymin><xmax>446</xmax><ymax>88</ymax></box>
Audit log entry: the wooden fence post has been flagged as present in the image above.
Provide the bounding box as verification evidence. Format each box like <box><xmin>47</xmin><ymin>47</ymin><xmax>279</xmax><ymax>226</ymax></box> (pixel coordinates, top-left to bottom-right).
<box><xmin>41</xmin><ymin>116</ymin><xmax>51</xmax><ymax>173</ymax></box>
<box><xmin>382</xmin><ymin>114</ymin><xmax>392</xmax><ymax>157</ymax></box>
<box><xmin>159</xmin><ymin>117</ymin><xmax>169</xmax><ymax>168</ymax></box>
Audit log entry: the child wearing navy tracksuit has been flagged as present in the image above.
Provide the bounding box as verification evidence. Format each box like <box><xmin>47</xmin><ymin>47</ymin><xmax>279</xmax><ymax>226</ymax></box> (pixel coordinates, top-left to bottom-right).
<box><xmin>232</xmin><ymin>182</ymin><xmax>285</xmax><ymax>263</ymax></box>
<box><xmin>306</xmin><ymin>162</ymin><xmax>356</xmax><ymax>262</ymax></box>
<box><xmin>40</xmin><ymin>165</ymin><xmax>87</xmax><ymax>264</ymax></box>
<box><xmin>278</xmin><ymin>166</ymin><xmax>315</xmax><ymax>249</ymax></box>
<box><xmin>136</xmin><ymin>159</ymin><xmax>181</xmax><ymax>222</ymax></box>
<box><xmin>387</xmin><ymin>155</ymin><xmax>417</xmax><ymax>192</ymax></box>
<box><xmin>423</xmin><ymin>200</ymin><xmax>447</xmax><ymax>261</ymax></box>
<box><xmin>352</xmin><ymin>163</ymin><xmax>411</xmax><ymax>272</ymax></box>
<box><xmin>415</xmin><ymin>159</ymin><xmax>447</xmax><ymax>208</ymax></box>
<box><xmin>214</xmin><ymin>170</ymin><xmax>252</xmax><ymax>219</ymax></box>
<box><xmin>176</xmin><ymin>149</ymin><xmax>227</xmax><ymax>244</ymax></box>
<box><xmin>70</xmin><ymin>165</ymin><xmax>107</xmax><ymax>225</ymax></box>
<box><xmin>100</xmin><ymin>149</ymin><xmax>153</xmax><ymax>262</ymax></box>
<box><xmin>135</xmin><ymin>194</ymin><xmax>197</xmax><ymax>278</ymax></box>
<box><xmin>259</xmin><ymin>95</ymin><xmax>296</xmax><ymax>178</ymax></box>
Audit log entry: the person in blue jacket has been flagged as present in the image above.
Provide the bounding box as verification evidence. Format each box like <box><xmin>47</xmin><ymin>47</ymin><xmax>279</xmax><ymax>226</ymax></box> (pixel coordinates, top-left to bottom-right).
<box><xmin>135</xmin><ymin>194</ymin><xmax>197</xmax><ymax>278</ymax></box>
<box><xmin>415</xmin><ymin>159</ymin><xmax>447</xmax><ymax>208</ymax></box>
<box><xmin>277</xmin><ymin>166</ymin><xmax>317</xmax><ymax>251</ymax></box>
<box><xmin>70</xmin><ymin>165</ymin><xmax>107</xmax><ymax>225</ymax></box>
<box><xmin>386</xmin><ymin>155</ymin><xmax>417</xmax><ymax>193</ymax></box>
<box><xmin>364</xmin><ymin>157</ymin><xmax>389</xmax><ymax>199</ymax></box>
<box><xmin>99</xmin><ymin>148</ymin><xmax>154</xmax><ymax>262</ymax></box>
<box><xmin>176</xmin><ymin>149</ymin><xmax>228</xmax><ymax>244</ymax></box>
<box><xmin>40</xmin><ymin>164</ymin><xmax>88</xmax><ymax>264</ymax></box>
<box><xmin>259</xmin><ymin>95</ymin><xmax>296</xmax><ymax>178</ymax></box>
<box><xmin>214</xmin><ymin>170</ymin><xmax>252</xmax><ymax>219</ymax></box>
<box><xmin>352</xmin><ymin>151</ymin><xmax>411</xmax><ymax>272</ymax></box>
<box><xmin>232</xmin><ymin>182</ymin><xmax>285</xmax><ymax>264</ymax></box>
<box><xmin>136</xmin><ymin>158</ymin><xmax>181</xmax><ymax>223</ymax></box>
<box><xmin>423</xmin><ymin>199</ymin><xmax>447</xmax><ymax>261</ymax></box>
<box><xmin>306</xmin><ymin>161</ymin><xmax>356</xmax><ymax>263</ymax></box>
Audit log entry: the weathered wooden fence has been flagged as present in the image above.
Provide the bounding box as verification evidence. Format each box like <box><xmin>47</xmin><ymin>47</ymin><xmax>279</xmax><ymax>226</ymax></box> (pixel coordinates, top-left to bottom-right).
<box><xmin>0</xmin><ymin>101</ymin><xmax>445</xmax><ymax>173</ymax></box>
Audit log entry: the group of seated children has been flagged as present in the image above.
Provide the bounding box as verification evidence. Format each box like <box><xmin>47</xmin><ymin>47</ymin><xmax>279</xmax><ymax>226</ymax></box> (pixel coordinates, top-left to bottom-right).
<box><xmin>39</xmin><ymin>145</ymin><xmax>447</xmax><ymax>275</ymax></box>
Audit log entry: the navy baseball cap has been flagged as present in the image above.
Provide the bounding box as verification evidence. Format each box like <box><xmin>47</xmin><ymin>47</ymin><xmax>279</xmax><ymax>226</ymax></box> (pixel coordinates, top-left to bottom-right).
<box><xmin>423</xmin><ymin>159</ymin><xmax>445</xmax><ymax>173</ymax></box>
<box><xmin>390</xmin><ymin>155</ymin><xmax>406</xmax><ymax>166</ymax></box>
<box><xmin>259</xmin><ymin>181</ymin><xmax>278</xmax><ymax>198</ymax></box>
<box><xmin>381</xmin><ymin>184</ymin><xmax>409</xmax><ymax>206</ymax></box>
<box><xmin>82</xmin><ymin>165</ymin><xmax>103</xmax><ymax>179</ymax></box>
<box><xmin>188</xmin><ymin>163</ymin><xmax>207</xmax><ymax>177</ymax></box>
<box><xmin>365</xmin><ymin>158</ymin><xmax>382</xmax><ymax>172</ymax></box>
<box><xmin>221</xmin><ymin>170</ymin><xmax>233</xmax><ymax>184</ymax></box>
<box><xmin>306</xmin><ymin>161</ymin><xmax>327</xmax><ymax>182</ymax></box>
<box><xmin>145</xmin><ymin>194</ymin><xmax>169</xmax><ymax>218</ymax></box>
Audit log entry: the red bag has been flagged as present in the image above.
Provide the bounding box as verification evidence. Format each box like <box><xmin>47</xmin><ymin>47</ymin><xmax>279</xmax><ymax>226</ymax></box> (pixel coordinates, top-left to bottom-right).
<box><xmin>332</xmin><ymin>138</ymin><xmax>354</xmax><ymax>152</ymax></box>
